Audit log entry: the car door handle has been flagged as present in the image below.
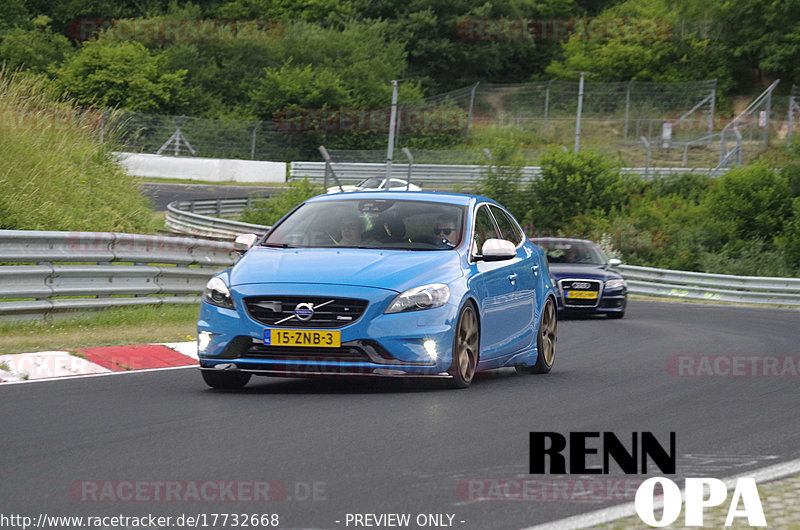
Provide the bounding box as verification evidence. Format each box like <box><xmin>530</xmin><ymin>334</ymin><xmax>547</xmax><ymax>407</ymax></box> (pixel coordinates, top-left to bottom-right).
<box><xmin>508</xmin><ymin>273</ymin><xmax>517</xmax><ymax>285</ymax></box>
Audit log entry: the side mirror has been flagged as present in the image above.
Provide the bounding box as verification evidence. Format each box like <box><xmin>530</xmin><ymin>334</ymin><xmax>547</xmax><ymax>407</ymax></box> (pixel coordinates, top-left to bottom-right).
<box><xmin>481</xmin><ymin>238</ymin><xmax>516</xmax><ymax>261</ymax></box>
<box><xmin>608</xmin><ymin>258</ymin><xmax>622</xmax><ymax>267</ymax></box>
<box><xmin>234</xmin><ymin>233</ymin><xmax>258</xmax><ymax>253</ymax></box>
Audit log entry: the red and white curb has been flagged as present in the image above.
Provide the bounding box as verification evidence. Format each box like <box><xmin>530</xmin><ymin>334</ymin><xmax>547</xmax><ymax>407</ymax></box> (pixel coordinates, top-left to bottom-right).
<box><xmin>0</xmin><ymin>342</ymin><xmax>198</xmax><ymax>383</ymax></box>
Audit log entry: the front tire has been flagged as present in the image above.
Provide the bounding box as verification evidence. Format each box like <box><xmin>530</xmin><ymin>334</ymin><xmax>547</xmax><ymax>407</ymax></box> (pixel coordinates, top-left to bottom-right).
<box><xmin>447</xmin><ymin>303</ymin><xmax>480</xmax><ymax>389</ymax></box>
<box><xmin>201</xmin><ymin>369</ymin><xmax>251</xmax><ymax>390</ymax></box>
<box><xmin>517</xmin><ymin>297</ymin><xmax>557</xmax><ymax>374</ymax></box>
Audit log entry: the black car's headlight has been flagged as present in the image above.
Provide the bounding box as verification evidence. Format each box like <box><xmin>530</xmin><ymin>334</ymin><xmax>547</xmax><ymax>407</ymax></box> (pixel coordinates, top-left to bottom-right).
<box><xmin>203</xmin><ymin>276</ymin><xmax>234</xmax><ymax>309</ymax></box>
<box><xmin>605</xmin><ymin>279</ymin><xmax>627</xmax><ymax>290</ymax></box>
<box><xmin>385</xmin><ymin>283</ymin><xmax>450</xmax><ymax>314</ymax></box>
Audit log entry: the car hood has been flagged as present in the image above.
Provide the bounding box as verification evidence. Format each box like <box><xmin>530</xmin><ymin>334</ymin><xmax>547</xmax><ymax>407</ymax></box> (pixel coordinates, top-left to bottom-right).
<box><xmin>547</xmin><ymin>264</ymin><xmax>622</xmax><ymax>281</ymax></box>
<box><xmin>230</xmin><ymin>247</ymin><xmax>464</xmax><ymax>293</ymax></box>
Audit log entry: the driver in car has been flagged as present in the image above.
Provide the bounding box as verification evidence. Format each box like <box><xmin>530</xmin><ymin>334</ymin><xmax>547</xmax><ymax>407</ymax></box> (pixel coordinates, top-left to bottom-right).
<box><xmin>433</xmin><ymin>216</ymin><xmax>460</xmax><ymax>246</ymax></box>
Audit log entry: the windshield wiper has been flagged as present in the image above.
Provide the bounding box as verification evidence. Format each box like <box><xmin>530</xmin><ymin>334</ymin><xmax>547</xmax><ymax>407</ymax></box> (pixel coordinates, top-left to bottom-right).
<box><xmin>261</xmin><ymin>242</ymin><xmax>294</xmax><ymax>248</ymax></box>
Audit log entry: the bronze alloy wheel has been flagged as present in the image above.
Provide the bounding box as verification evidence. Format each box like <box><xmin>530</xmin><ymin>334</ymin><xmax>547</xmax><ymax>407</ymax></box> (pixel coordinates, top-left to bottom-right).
<box><xmin>538</xmin><ymin>297</ymin><xmax>556</xmax><ymax>368</ymax></box>
<box><xmin>517</xmin><ymin>297</ymin><xmax>557</xmax><ymax>375</ymax></box>
<box><xmin>448</xmin><ymin>304</ymin><xmax>480</xmax><ymax>388</ymax></box>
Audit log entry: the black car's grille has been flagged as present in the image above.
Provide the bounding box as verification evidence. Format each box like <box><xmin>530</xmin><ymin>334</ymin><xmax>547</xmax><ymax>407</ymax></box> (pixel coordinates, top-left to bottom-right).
<box><xmin>559</xmin><ymin>279</ymin><xmax>602</xmax><ymax>307</ymax></box>
<box><xmin>243</xmin><ymin>296</ymin><xmax>369</xmax><ymax>328</ymax></box>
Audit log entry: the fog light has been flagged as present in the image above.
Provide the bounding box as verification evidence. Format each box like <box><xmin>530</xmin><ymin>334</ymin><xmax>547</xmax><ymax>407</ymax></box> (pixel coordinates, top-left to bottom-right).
<box><xmin>423</xmin><ymin>339</ymin><xmax>438</xmax><ymax>360</ymax></box>
<box><xmin>198</xmin><ymin>331</ymin><xmax>212</xmax><ymax>352</ymax></box>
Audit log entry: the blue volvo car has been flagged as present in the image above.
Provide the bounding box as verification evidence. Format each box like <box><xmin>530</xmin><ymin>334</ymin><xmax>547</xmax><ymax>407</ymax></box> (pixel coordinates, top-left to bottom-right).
<box><xmin>198</xmin><ymin>192</ymin><xmax>557</xmax><ymax>389</ymax></box>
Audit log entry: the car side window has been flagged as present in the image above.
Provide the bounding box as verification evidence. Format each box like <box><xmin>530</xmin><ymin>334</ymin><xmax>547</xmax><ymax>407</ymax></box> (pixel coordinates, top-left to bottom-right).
<box><xmin>473</xmin><ymin>205</ymin><xmax>499</xmax><ymax>255</ymax></box>
<box><xmin>489</xmin><ymin>205</ymin><xmax>523</xmax><ymax>246</ymax></box>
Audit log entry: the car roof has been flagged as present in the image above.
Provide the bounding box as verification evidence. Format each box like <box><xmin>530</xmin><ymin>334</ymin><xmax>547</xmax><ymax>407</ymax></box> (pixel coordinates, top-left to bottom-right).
<box><xmin>305</xmin><ymin>190</ymin><xmax>496</xmax><ymax>207</ymax></box>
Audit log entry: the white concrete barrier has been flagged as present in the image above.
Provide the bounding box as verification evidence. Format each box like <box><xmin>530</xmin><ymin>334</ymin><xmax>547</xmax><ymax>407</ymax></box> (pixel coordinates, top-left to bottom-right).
<box><xmin>113</xmin><ymin>152</ymin><xmax>286</xmax><ymax>183</ymax></box>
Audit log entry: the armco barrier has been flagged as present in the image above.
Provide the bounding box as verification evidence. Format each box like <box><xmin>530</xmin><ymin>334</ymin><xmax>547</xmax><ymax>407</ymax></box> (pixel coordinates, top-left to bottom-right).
<box><xmin>0</xmin><ymin>231</ymin><xmax>239</xmax><ymax>320</ymax></box>
<box><xmin>166</xmin><ymin>198</ymin><xmax>269</xmax><ymax>239</ymax></box>
<box><xmin>617</xmin><ymin>264</ymin><xmax>800</xmax><ymax>306</ymax></box>
<box><xmin>288</xmin><ymin>162</ymin><xmax>722</xmax><ymax>186</ymax></box>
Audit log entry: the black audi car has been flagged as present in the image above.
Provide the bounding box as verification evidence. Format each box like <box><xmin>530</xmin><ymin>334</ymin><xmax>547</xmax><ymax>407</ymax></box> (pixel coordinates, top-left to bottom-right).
<box><xmin>531</xmin><ymin>237</ymin><xmax>627</xmax><ymax>319</ymax></box>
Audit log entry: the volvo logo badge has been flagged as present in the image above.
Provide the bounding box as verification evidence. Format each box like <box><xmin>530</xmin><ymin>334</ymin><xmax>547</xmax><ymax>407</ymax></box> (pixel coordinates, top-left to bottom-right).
<box><xmin>294</xmin><ymin>302</ymin><xmax>314</xmax><ymax>321</ymax></box>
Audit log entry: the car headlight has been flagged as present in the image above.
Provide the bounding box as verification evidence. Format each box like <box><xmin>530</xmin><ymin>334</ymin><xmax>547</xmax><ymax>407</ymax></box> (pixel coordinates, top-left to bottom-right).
<box><xmin>605</xmin><ymin>279</ymin><xmax>627</xmax><ymax>290</ymax></box>
<box><xmin>203</xmin><ymin>276</ymin><xmax>234</xmax><ymax>309</ymax></box>
<box><xmin>385</xmin><ymin>284</ymin><xmax>450</xmax><ymax>314</ymax></box>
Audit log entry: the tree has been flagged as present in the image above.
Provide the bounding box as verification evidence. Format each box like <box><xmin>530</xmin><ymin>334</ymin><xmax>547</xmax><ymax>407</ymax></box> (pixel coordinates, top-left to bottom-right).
<box><xmin>352</xmin><ymin>0</ymin><xmax>575</xmax><ymax>93</ymax></box>
<box><xmin>0</xmin><ymin>16</ymin><xmax>74</xmax><ymax>75</ymax></box>
<box><xmin>56</xmin><ymin>40</ymin><xmax>188</xmax><ymax>113</ymax></box>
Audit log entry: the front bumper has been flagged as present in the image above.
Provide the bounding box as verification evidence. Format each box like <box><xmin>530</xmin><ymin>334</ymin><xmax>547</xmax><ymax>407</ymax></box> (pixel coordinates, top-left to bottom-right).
<box><xmin>555</xmin><ymin>286</ymin><xmax>627</xmax><ymax>314</ymax></box>
<box><xmin>197</xmin><ymin>284</ymin><xmax>460</xmax><ymax>378</ymax></box>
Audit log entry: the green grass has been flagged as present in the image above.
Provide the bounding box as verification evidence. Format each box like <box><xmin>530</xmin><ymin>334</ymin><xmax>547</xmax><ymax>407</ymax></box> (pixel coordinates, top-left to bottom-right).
<box><xmin>0</xmin><ymin>71</ymin><xmax>155</xmax><ymax>232</ymax></box>
<box><xmin>0</xmin><ymin>304</ymin><xmax>199</xmax><ymax>354</ymax></box>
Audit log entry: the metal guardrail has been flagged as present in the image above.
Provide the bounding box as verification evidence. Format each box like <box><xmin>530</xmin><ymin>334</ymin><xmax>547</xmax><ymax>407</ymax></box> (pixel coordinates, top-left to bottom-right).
<box><xmin>289</xmin><ymin>162</ymin><xmax>724</xmax><ymax>185</ymax></box>
<box><xmin>166</xmin><ymin>198</ymin><xmax>269</xmax><ymax>239</ymax></box>
<box><xmin>0</xmin><ymin>230</ymin><xmax>239</xmax><ymax>320</ymax></box>
<box><xmin>617</xmin><ymin>264</ymin><xmax>800</xmax><ymax>306</ymax></box>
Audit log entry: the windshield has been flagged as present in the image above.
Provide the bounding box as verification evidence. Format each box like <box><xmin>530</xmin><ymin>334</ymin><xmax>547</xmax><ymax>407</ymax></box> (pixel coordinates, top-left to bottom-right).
<box><xmin>357</xmin><ymin>178</ymin><xmax>383</xmax><ymax>189</ymax></box>
<box><xmin>263</xmin><ymin>199</ymin><xmax>466</xmax><ymax>251</ymax></box>
<box><xmin>533</xmin><ymin>238</ymin><xmax>609</xmax><ymax>265</ymax></box>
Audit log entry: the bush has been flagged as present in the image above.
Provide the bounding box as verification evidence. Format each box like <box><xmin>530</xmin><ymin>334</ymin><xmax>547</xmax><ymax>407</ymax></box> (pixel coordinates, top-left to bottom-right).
<box><xmin>240</xmin><ymin>179</ymin><xmax>322</xmax><ymax>226</ymax></box>
<box><xmin>529</xmin><ymin>148</ymin><xmax>629</xmax><ymax>230</ymax></box>
<box><xmin>703</xmin><ymin>163</ymin><xmax>791</xmax><ymax>242</ymax></box>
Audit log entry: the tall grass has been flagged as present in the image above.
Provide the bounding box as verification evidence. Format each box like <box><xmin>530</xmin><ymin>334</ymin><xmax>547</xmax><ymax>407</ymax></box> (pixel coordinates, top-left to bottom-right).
<box><xmin>0</xmin><ymin>70</ymin><xmax>154</xmax><ymax>232</ymax></box>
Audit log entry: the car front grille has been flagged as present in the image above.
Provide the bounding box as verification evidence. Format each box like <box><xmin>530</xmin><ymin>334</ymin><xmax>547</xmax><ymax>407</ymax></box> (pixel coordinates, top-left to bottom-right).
<box><xmin>559</xmin><ymin>279</ymin><xmax>603</xmax><ymax>307</ymax></box>
<box><xmin>245</xmin><ymin>343</ymin><xmax>370</xmax><ymax>362</ymax></box>
<box><xmin>244</xmin><ymin>296</ymin><xmax>369</xmax><ymax>328</ymax></box>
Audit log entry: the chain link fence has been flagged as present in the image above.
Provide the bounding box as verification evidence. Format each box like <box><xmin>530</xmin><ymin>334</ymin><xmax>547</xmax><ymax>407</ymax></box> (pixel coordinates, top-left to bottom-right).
<box><xmin>109</xmin><ymin>79</ymin><xmax>794</xmax><ymax>168</ymax></box>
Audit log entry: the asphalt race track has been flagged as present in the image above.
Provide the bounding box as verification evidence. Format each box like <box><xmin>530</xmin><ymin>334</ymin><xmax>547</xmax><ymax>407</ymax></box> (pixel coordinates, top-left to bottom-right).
<box><xmin>1</xmin><ymin>300</ymin><xmax>799</xmax><ymax>529</ymax></box>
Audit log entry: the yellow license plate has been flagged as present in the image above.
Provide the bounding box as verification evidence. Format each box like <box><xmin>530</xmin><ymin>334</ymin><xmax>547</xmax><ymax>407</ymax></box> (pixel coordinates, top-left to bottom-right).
<box><xmin>265</xmin><ymin>329</ymin><xmax>341</xmax><ymax>348</ymax></box>
<box><xmin>567</xmin><ymin>290</ymin><xmax>599</xmax><ymax>299</ymax></box>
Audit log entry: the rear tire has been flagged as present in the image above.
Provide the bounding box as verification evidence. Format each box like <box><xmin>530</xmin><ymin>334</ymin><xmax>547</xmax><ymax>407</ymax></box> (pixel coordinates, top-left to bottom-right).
<box><xmin>202</xmin><ymin>369</ymin><xmax>251</xmax><ymax>390</ymax></box>
<box><xmin>447</xmin><ymin>303</ymin><xmax>480</xmax><ymax>389</ymax></box>
<box><xmin>518</xmin><ymin>297</ymin><xmax>557</xmax><ymax>374</ymax></box>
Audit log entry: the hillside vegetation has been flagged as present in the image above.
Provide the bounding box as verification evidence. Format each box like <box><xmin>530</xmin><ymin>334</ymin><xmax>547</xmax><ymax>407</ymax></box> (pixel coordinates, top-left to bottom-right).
<box><xmin>0</xmin><ymin>71</ymin><xmax>153</xmax><ymax>232</ymax></box>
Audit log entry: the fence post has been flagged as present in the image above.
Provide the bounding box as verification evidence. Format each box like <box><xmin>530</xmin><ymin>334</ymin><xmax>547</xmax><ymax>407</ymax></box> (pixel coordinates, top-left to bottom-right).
<box><xmin>543</xmin><ymin>80</ymin><xmax>551</xmax><ymax>135</ymax></box>
<box><xmin>709</xmin><ymin>86</ymin><xmax>716</xmax><ymax>134</ymax></box>
<box><xmin>467</xmin><ymin>81</ymin><xmax>480</xmax><ymax>134</ymax></box>
<box><xmin>734</xmin><ymin>127</ymin><xmax>742</xmax><ymax>166</ymax></box>
<box><xmin>624</xmin><ymin>80</ymin><xmax>632</xmax><ymax>138</ymax></box>
<box><xmin>764</xmin><ymin>89</ymin><xmax>772</xmax><ymax>147</ymax></box>
<box><xmin>385</xmin><ymin>80</ymin><xmax>399</xmax><ymax>185</ymax></box>
<box><xmin>250</xmin><ymin>120</ymin><xmax>262</xmax><ymax>159</ymax></box>
<box><xmin>640</xmin><ymin>136</ymin><xmax>650</xmax><ymax>178</ymax></box>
